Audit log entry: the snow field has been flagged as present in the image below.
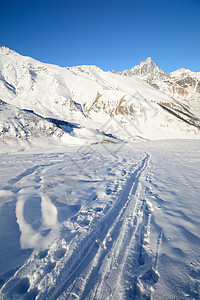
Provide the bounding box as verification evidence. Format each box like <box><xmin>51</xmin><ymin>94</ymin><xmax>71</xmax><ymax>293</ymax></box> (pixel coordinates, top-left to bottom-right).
<box><xmin>0</xmin><ymin>140</ymin><xmax>199</xmax><ymax>299</ymax></box>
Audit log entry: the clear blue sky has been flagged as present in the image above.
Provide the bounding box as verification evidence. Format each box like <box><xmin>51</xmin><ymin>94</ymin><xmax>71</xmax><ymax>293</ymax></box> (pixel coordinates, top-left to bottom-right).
<box><xmin>0</xmin><ymin>0</ymin><xmax>200</xmax><ymax>73</ymax></box>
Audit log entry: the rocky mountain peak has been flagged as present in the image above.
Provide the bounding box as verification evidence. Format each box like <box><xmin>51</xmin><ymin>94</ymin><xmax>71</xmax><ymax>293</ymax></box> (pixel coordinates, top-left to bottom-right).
<box><xmin>142</xmin><ymin>57</ymin><xmax>154</xmax><ymax>64</ymax></box>
<box><xmin>110</xmin><ymin>56</ymin><xmax>200</xmax><ymax>112</ymax></box>
<box><xmin>130</xmin><ymin>57</ymin><xmax>166</xmax><ymax>78</ymax></box>
<box><xmin>113</xmin><ymin>57</ymin><xmax>167</xmax><ymax>80</ymax></box>
<box><xmin>146</xmin><ymin>56</ymin><xmax>152</xmax><ymax>61</ymax></box>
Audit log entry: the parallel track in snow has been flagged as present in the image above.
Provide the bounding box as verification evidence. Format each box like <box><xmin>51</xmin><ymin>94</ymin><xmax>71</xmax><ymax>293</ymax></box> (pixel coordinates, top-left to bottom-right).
<box><xmin>48</xmin><ymin>154</ymin><xmax>152</xmax><ymax>299</ymax></box>
<box><xmin>1</xmin><ymin>153</ymin><xmax>158</xmax><ymax>300</ymax></box>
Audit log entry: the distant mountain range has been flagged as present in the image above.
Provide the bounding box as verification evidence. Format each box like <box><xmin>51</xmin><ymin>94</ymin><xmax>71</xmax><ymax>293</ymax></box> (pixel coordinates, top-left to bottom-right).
<box><xmin>0</xmin><ymin>46</ymin><xmax>199</xmax><ymax>152</ymax></box>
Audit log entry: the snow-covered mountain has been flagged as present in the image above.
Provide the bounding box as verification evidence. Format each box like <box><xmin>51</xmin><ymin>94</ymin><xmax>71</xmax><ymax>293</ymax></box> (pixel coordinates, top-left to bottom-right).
<box><xmin>0</xmin><ymin>47</ymin><xmax>200</xmax><ymax>300</ymax></box>
<box><xmin>0</xmin><ymin>99</ymin><xmax>115</xmax><ymax>153</ymax></box>
<box><xmin>0</xmin><ymin>46</ymin><xmax>200</xmax><ymax>151</ymax></box>
<box><xmin>113</xmin><ymin>57</ymin><xmax>200</xmax><ymax>112</ymax></box>
<box><xmin>112</xmin><ymin>57</ymin><xmax>167</xmax><ymax>79</ymax></box>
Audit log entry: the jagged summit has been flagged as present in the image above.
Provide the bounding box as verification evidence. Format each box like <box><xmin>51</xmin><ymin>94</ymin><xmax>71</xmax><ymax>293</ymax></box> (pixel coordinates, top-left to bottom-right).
<box><xmin>140</xmin><ymin>57</ymin><xmax>154</xmax><ymax>64</ymax></box>
<box><xmin>113</xmin><ymin>57</ymin><xmax>167</xmax><ymax>79</ymax></box>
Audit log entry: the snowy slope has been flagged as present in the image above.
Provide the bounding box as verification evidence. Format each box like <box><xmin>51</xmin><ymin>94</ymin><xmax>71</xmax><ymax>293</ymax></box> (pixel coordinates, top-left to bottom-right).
<box><xmin>0</xmin><ymin>140</ymin><xmax>199</xmax><ymax>299</ymax></box>
<box><xmin>0</xmin><ymin>46</ymin><xmax>200</xmax><ymax>151</ymax></box>
<box><xmin>0</xmin><ymin>99</ymin><xmax>115</xmax><ymax>153</ymax></box>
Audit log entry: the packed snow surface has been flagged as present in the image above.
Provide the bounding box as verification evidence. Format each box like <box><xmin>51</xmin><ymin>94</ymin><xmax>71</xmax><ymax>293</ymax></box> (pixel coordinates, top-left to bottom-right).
<box><xmin>0</xmin><ymin>140</ymin><xmax>199</xmax><ymax>299</ymax></box>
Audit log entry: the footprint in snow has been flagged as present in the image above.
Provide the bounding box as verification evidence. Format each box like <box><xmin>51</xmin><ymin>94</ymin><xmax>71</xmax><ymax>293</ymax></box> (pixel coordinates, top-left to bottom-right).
<box><xmin>94</xmin><ymin>207</ymin><xmax>103</xmax><ymax>212</ymax></box>
<box><xmin>44</xmin><ymin>262</ymin><xmax>56</xmax><ymax>274</ymax></box>
<box><xmin>121</xmin><ymin>170</ymin><xmax>127</xmax><ymax>176</ymax></box>
<box><xmin>10</xmin><ymin>277</ymin><xmax>30</xmax><ymax>296</ymax></box>
<box><xmin>77</xmin><ymin>219</ymin><xmax>90</xmax><ymax>227</ymax></box>
<box><xmin>105</xmin><ymin>187</ymin><xmax>112</xmax><ymax>195</ymax></box>
<box><xmin>54</xmin><ymin>248</ymin><xmax>66</xmax><ymax>260</ymax></box>
<box><xmin>140</xmin><ymin>269</ymin><xmax>159</xmax><ymax>285</ymax></box>
<box><xmin>38</xmin><ymin>249</ymin><xmax>48</xmax><ymax>259</ymax></box>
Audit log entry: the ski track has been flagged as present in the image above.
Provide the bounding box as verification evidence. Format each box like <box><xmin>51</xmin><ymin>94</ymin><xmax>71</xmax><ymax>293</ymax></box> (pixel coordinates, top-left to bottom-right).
<box><xmin>47</xmin><ymin>154</ymin><xmax>150</xmax><ymax>300</ymax></box>
<box><xmin>0</xmin><ymin>151</ymin><xmax>162</xmax><ymax>300</ymax></box>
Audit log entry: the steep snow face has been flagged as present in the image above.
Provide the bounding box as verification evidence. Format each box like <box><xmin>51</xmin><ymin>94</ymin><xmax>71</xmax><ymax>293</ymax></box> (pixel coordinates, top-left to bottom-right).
<box><xmin>0</xmin><ymin>47</ymin><xmax>200</xmax><ymax>150</ymax></box>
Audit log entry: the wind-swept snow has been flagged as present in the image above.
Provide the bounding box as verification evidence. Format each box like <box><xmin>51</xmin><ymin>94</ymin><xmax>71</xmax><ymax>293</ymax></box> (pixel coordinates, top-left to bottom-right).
<box><xmin>0</xmin><ymin>140</ymin><xmax>199</xmax><ymax>299</ymax></box>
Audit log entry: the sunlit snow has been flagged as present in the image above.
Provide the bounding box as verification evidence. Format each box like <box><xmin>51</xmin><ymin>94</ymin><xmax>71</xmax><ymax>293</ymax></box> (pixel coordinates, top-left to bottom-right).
<box><xmin>0</xmin><ymin>47</ymin><xmax>200</xmax><ymax>299</ymax></box>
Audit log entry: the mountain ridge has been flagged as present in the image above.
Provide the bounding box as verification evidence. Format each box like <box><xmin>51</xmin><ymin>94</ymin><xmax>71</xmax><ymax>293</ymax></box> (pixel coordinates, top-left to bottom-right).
<box><xmin>112</xmin><ymin>56</ymin><xmax>200</xmax><ymax>112</ymax></box>
<box><xmin>0</xmin><ymin>47</ymin><xmax>200</xmax><ymax>152</ymax></box>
